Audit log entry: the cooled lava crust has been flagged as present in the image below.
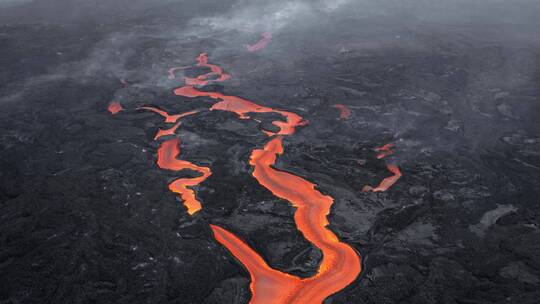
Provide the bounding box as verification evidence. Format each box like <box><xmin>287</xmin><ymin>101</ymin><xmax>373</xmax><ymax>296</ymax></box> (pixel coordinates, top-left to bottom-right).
<box><xmin>1</xmin><ymin>1</ymin><xmax>540</xmax><ymax>303</ymax></box>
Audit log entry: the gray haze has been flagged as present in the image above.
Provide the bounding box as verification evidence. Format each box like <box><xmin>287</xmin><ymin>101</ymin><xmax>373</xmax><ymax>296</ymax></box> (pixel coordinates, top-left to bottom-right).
<box><xmin>2</xmin><ymin>0</ymin><xmax>540</xmax><ymax>157</ymax></box>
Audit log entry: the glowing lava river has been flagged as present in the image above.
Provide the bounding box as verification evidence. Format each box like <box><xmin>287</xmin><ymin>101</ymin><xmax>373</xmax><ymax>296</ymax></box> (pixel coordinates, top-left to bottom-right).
<box><xmin>111</xmin><ymin>53</ymin><xmax>363</xmax><ymax>303</ymax></box>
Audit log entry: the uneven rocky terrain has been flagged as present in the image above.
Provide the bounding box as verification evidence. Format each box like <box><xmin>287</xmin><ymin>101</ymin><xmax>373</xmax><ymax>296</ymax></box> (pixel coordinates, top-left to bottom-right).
<box><xmin>1</xmin><ymin>0</ymin><xmax>540</xmax><ymax>303</ymax></box>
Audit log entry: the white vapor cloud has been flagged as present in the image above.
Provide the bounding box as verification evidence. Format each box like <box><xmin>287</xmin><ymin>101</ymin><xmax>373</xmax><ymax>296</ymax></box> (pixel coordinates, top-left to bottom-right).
<box><xmin>190</xmin><ymin>0</ymin><xmax>352</xmax><ymax>33</ymax></box>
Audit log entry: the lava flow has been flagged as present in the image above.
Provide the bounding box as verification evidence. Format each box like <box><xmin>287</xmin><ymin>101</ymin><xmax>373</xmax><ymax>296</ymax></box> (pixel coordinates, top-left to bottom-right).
<box><xmin>111</xmin><ymin>53</ymin><xmax>362</xmax><ymax>303</ymax></box>
<box><xmin>154</xmin><ymin>121</ymin><xmax>181</xmax><ymax>140</ymax></box>
<box><xmin>137</xmin><ymin>105</ymin><xmax>205</xmax><ymax>212</ymax></box>
<box><xmin>170</xmin><ymin>53</ymin><xmax>361</xmax><ymax>303</ymax></box>
<box><xmin>363</xmin><ymin>143</ymin><xmax>402</xmax><ymax>192</ymax></box>
<box><xmin>138</xmin><ymin>106</ymin><xmax>197</xmax><ymax>123</ymax></box>
<box><xmin>211</xmin><ymin>138</ymin><xmax>362</xmax><ymax>303</ymax></box>
<box><xmin>246</xmin><ymin>32</ymin><xmax>272</xmax><ymax>52</ymax></box>
<box><xmin>375</xmin><ymin>143</ymin><xmax>395</xmax><ymax>159</ymax></box>
<box><xmin>157</xmin><ymin>138</ymin><xmax>211</xmax><ymax>215</ymax></box>
<box><xmin>332</xmin><ymin>104</ymin><xmax>352</xmax><ymax>119</ymax></box>
<box><xmin>108</xmin><ymin>101</ymin><xmax>123</xmax><ymax>115</ymax></box>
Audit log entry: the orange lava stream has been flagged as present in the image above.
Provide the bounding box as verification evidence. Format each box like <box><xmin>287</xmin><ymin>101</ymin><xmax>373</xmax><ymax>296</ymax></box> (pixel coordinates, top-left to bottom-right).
<box><xmin>332</xmin><ymin>104</ymin><xmax>352</xmax><ymax>119</ymax></box>
<box><xmin>157</xmin><ymin>138</ymin><xmax>211</xmax><ymax>215</ymax></box>
<box><xmin>362</xmin><ymin>163</ymin><xmax>402</xmax><ymax>192</ymax></box>
<box><xmin>169</xmin><ymin>53</ymin><xmax>361</xmax><ymax>303</ymax></box>
<box><xmin>139</xmin><ymin>106</ymin><xmax>198</xmax><ymax>123</ymax></box>
<box><xmin>247</xmin><ymin>32</ymin><xmax>272</xmax><ymax>52</ymax></box>
<box><xmin>210</xmin><ymin>137</ymin><xmax>362</xmax><ymax>303</ymax></box>
<box><xmin>108</xmin><ymin>51</ymin><xmax>404</xmax><ymax>302</ymax></box>
<box><xmin>108</xmin><ymin>101</ymin><xmax>123</xmax><ymax>115</ymax></box>
<box><xmin>213</xmin><ymin>136</ymin><xmax>361</xmax><ymax>303</ymax></box>
<box><xmin>154</xmin><ymin>121</ymin><xmax>181</xmax><ymax>140</ymax></box>
<box><xmin>175</xmin><ymin>88</ymin><xmax>305</xmax><ymax>136</ymax></box>
<box><xmin>375</xmin><ymin>143</ymin><xmax>395</xmax><ymax>159</ymax></box>
<box><xmin>363</xmin><ymin>143</ymin><xmax>402</xmax><ymax>192</ymax></box>
<box><xmin>185</xmin><ymin>52</ymin><xmax>231</xmax><ymax>86</ymax></box>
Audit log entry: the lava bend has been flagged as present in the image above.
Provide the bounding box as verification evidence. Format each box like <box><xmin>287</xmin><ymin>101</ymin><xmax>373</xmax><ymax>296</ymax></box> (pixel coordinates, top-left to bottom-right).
<box><xmin>246</xmin><ymin>32</ymin><xmax>272</xmax><ymax>52</ymax></box>
<box><xmin>363</xmin><ymin>143</ymin><xmax>402</xmax><ymax>192</ymax></box>
<box><xmin>172</xmin><ymin>53</ymin><xmax>361</xmax><ymax>303</ymax></box>
<box><xmin>114</xmin><ymin>53</ymin><xmax>364</xmax><ymax>303</ymax></box>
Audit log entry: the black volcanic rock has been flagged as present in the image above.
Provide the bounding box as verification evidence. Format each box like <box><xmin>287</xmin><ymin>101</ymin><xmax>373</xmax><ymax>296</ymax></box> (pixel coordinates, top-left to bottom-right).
<box><xmin>2</xmin><ymin>0</ymin><xmax>540</xmax><ymax>303</ymax></box>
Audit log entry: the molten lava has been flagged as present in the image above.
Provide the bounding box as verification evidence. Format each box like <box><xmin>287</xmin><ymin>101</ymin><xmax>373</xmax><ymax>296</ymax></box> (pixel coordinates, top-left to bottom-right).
<box><xmin>112</xmin><ymin>53</ymin><xmax>372</xmax><ymax>303</ymax></box>
<box><xmin>332</xmin><ymin>104</ymin><xmax>352</xmax><ymax>119</ymax></box>
<box><xmin>363</xmin><ymin>143</ymin><xmax>402</xmax><ymax>192</ymax></box>
<box><xmin>186</xmin><ymin>52</ymin><xmax>231</xmax><ymax>86</ymax></box>
<box><xmin>108</xmin><ymin>101</ymin><xmax>123</xmax><ymax>115</ymax></box>
<box><xmin>157</xmin><ymin>138</ymin><xmax>212</xmax><ymax>215</ymax></box>
<box><xmin>138</xmin><ymin>106</ymin><xmax>198</xmax><ymax>123</ymax></box>
<box><xmin>154</xmin><ymin>121</ymin><xmax>181</xmax><ymax>140</ymax></box>
<box><xmin>363</xmin><ymin>163</ymin><xmax>402</xmax><ymax>192</ymax></box>
<box><xmin>170</xmin><ymin>53</ymin><xmax>361</xmax><ymax>303</ymax></box>
<box><xmin>176</xmin><ymin>89</ymin><xmax>306</xmax><ymax>136</ymax></box>
<box><xmin>247</xmin><ymin>32</ymin><xmax>272</xmax><ymax>52</ymax></box>
<box><xmin>209</xmin><ymin>138</ymin><xmax>362</xmax><ymax>304</ymax></box>
<box><xmin>375</xmin><ymin>143</ymin><xmax>395</xmax><ymax>159</ymax></box>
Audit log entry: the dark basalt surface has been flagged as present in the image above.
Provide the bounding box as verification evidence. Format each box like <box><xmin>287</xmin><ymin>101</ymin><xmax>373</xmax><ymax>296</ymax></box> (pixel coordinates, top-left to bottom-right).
<box><xmin>1</xmin><ymin>0</ymin><xmax>540</xmax><ymax>303</ymax></box>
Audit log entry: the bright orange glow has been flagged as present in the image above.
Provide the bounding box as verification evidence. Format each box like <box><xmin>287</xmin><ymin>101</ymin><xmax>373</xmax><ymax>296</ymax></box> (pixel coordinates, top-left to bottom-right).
<box><xmin>108</xmin><ymin>101</ymin><xmax>123</xmax><ymax>115</ymax></box>
<box><xmin>139</xmin><ymin>106</ymin><xmax>198</xmax><ymax>123</ymax></box>
<box><xmin>215</xmin><ymin>136</ymin><xmax>361</xmax><ymax>303</ymax></box>
<box><xmin>104</xmin><ymin>53</ymin><xmax>372</xmax><ymax>303</ymax></box>
<box><xmin>183</xmin><ymin>52</ymin><xmax>231</xmax><ymax>86</ymax></box>
<box><xmin>174</xmin><ymin>86</ymin><xmax>306</xmax><ymax>135</ymax></box>
<box><xmin>332</xmin><ymin>104</ymin><xmax>352</xmax><ymax>119</ymax></box>
<box><xmin>247</xmin><ymin>32</ymin><xmax>272</xmax><ymax>52</ymax></box>
<box><xmin>209</xmin><ymin>138</ymin><xmax>363</xmax><ymax>304</ymax></box>
<box><xmin>375</xmin><ymin>143</ymin><xmax>395</xmax><ymax>159</ymax></box>
<box><xmin>363</xmin><ymin>143</ymin><xmax>402</xmax><ymax>192</ymax></box>
<box><xmin>211</xmin><ymin>224</ymin><xmax>301</xmax><ymax>303</ymax></box>
<box><xmin>157</xmin><ymin>138</ymin><xmax>212</xmax><ymax>215</ymax></box>
<box><xmin>363</xmin><ymin>163</ymin><xmax>402</xmax><ymax>192</ymax></box>
<box><xmin>154</xmin><ymin>121</ymin><xmax>181</xmax><ymax>140</ymax></box>
<box><xmin>171</xmin><ymin>54</ymin><xmax>361</xmax><ymax>303</ymax></box>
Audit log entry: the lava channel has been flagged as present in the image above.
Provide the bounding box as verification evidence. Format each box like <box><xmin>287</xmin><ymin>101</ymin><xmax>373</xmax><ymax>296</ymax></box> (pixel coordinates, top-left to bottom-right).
<box><xmin>363</xmin><ymin>143</ymin><xmax>402</xmax><ymax>192</ymax></box>
<box><xmin>108</xmin><ymin>101</ymin><xmax>123</xmax><ymax>115</ymax></box>
<box><xmin>375</xmin><ymin>143</ymin><xmax>395</xmax><ymax>159</ymax></box>
<box><xmin>247</xmin><ymin>32</ymin><xmax>272</xmax><ymax>52</ymax></box>
<box><xmin>154</xmin><ymin>121</ymin><xmax>181</xmax><ymax>140</ymax></box>
<box><xmin>141</xmin><ymin>106</ymin><xmax>205</xmax><ymax>213</ymax></box>
<box><xmin>332</xmin><ymin>104</ymin><xmax>352</xmax><ymax>120</ymax></box>
<box><xmin>138</xmin><ymin>106</ymin><xmax>198</xmax><ymax>123</ymax></box>
<box><xmin>157</xmin><ymin>138</ymin><xmax>211</xmax><ymax>215</ymax></box>
<box><xmin>106</xmin><ymin>52</ymin><xmax>363</xmax><ymax>302</ymax></box>
<box><xmin>169</xmin><ymin>53</ymin><xmax>361</xmax><ymax>303</ymax></box>
<box><xmin>211</xmin><ymin>136</ymin><xmax>361</xmax><ymax>303</ymax></box>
